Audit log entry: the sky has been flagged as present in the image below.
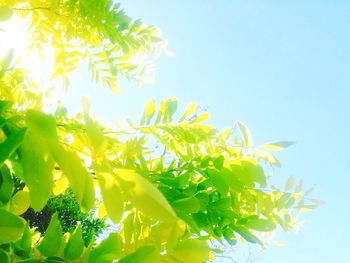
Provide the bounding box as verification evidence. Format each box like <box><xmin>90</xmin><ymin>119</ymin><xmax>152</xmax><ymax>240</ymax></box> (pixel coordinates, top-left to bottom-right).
<box><xmin>2</xmin><ymin>1</ymin><xmax>350</xmax><ymax>262</ymax></box>
<box><xmin>106</xmin><ymin>1</ymin><xmax>349</xmax><ymax>262</ymax></box>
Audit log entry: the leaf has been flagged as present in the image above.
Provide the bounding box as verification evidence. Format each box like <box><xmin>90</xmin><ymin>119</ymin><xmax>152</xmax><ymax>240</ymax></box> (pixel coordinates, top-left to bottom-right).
<box><xmin>64</xmin><ymin>224</ymin><xmax>84</xmax><ymax>260</ymax></box>
<box><xmin>26</xmin><ymin>111</ymin><xmax>57</xmax><ymax>140</ymax></box>
<box><xmin>144</xmin><ymin>100</ymin><xmax>156</xmax><ymax>118</ymax></box>
<box><xmin>0</xmin><ymin>128</ymin><xmax>26</xmax><ymax>166</ymax></box>
<box><xmin>170</xmin><ymin>239</ymin><xmax>209</xmax><ymax>262</ymax></box>
<box><xmin>179</xmin><ymin>102</ymin><xmax>198</xmax><ymax>122</ymax></box>
<box><xmin>119</xmin><ymin>245</ymin><xmax>158</xmax><ymax>263</ymax></box>
<box><xmin>234</xmin><ymin>226</ymin><xmax>262</xmax><ymax>245</ymax></box>
<box><xmin>49</xmin><ymin>143</ymin><xmax>95</xmax><ymax>212</ymax></box>
<box><xmin>236</xmin><ymin>120</ymin><xmax>254</xmax><ymax>148</ymax></box>
<box><xmin>88</xmin><ymin>233</ymin><xmax>121</xmax><ymax>263</ymax></box>
<box><xmin>262</xmin><ymin>141</ymin><xmax>296</xmax><ymax>151</ymax></box>
<box><xmin>0</xmin><ymin>249</ymin><xmax>9</xmax><ymax>263</ymax></box>
<box><xmin>194</xmin><ymin>112</ymin><xmax>211</xmax><ymax>123</ymax></box>
<box><xmin>38</xmin><ymin>213</ymin><xmax>63</xmax><ymax>257</ymax></box>
<box><xmin>253</xmin><ymin>149</ymin><xmax>281</xmax><ymax>167</ymax></box>
<box><xmin>0</xmin><ymin>208</ymin><xmax>25</xmax><ymax>244</ymax></box>
<box><xmin>1</xmin><ymin>49</ymin><xmax>14</xmax><ymax>70</ymax></box>
<box><xmin>117</xmin><ymin>169</ymin><xmax>177</xmax><ymax>222</ymax></box>
<box><xmin>0</xmin><ymin>6</ymin><xmax>13</xmax><ymax>21</ymax></box>
<box><xmin>285</xmin><ymin>176</ymin><xmax>294</xmax><ymax>191</ymax></box>
<box><xmin>14</xmin><ymin>223</ymin><xmax>31</xmax><ymax>256</ymax></box>
<box><xmin>10</xmin><ymin>190</ymin><xmax>30</xmax><ymax>215</ymax></box>
<box><xmin>245</xmin><ymin>218</ymin><xmax>276</xmax><ymax>232</ymax></box>
<box><xmin>97</xmin><ymin>172</ymin><xmax>124</xmax><ymax>224</ymax></box>
<box><xmin>172</xmin><ymin>196</ymin><xmax>201</xmax><ymax>214</ymax></box>
<box><xmin>0</xmin><ymin>165</ymin><xmax>13</xmax><ymax>204</ymax></box>
<box><xmin>21</xmin><ymin>134</ymin><xmax>54</xmax><ymax>211</ymax></box>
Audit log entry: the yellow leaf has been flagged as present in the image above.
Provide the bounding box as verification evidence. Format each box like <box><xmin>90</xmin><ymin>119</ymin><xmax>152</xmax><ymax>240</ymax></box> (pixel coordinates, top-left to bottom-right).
<box><xmin>10</xmin><ymin>190</ymin><xmax>30</xmax><ymax>215</ymax></box>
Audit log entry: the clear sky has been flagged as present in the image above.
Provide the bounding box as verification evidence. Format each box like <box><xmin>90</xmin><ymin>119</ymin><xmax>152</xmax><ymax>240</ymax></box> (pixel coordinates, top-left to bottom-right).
<box><xmin>3</xmin><ymin>1</ymin><xmax>349</xmax><ymax>262</ymax></box>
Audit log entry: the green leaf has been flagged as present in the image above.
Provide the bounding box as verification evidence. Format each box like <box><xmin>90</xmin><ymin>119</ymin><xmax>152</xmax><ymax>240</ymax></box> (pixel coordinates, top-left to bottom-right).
<box><xmin>0</xmin><ymin>128</ymin><xmax>26</xmax><ymax>166</ymax></box>
<box><xmin>172</xmin><ymin>196</ymin><xmax>201</xmax><ymax>214</ymax></box>
<box><xmin>0</xmin><ymin>249</ymin><xmax>9</xmax><ymax>263</ymax></box>
<box><xmin>38</xmin><ymin>213</ymin><xmax>63</xmax><ymax>257</ymax></box>
<box><xmin>10</xmin><ymin>190</ymin><xmax>30</xmax><ymax>215</ymax></box>
<box><xmin>49</xmin><ymin>143</ymin><xmax>95</xmax><ymax>212</ymax></box>
<box><xmin>119</xmin><ymin>245</ymin><xmax>158</xmax><ymax>263</ymax></box>
<box><xmin>170</xmin><ymin>239</ymin><xmax>209</xmax><ymax>262</ymax></box>
<box><xmin>285</xmin><ymin>176</ymin><xmax>294</xmax><ymax>191</ymax></box>
<box><xmin>262</xmin><ymin>141</ymin><xmax>296</xmax><ymax>151</ymax></box>
<box><xmin>1</xmin><ymin>49</ymin><xmax>14</xmax><ymax>70</ymax></box>
<box><xmin>0</xmin><ymin>208</ymin><xmax>25</xmax><ymax>244</ymax></box>
<box><xmin>97</xmin><ymin>172</ymin><xmax>124</xmax><ymax>224</ymax></box>
<box><xmin>26</xmin><ymin>111</ymin><xmax>57</xmax><ymax>140</ymax></box>
<box><xmin>21</xmin><ymin>134</ymin><xmax>54</xmax><ymax>211</ymax></box>
<box><xmin>14</xmin><ymin>223</ymin><xmax>32</xmax><ymax>256</ymax></box>
<box><xmin>0</xmin><ymin>6</ymin><xmax>13</xmax><ymax>21</ymax></box>
<box><xmin>0</xmin><ymin>165</ymin><xmax>13</xmax><ymax>204</ymax></box>
<box><xmin>64</xmin><ymin>224</ymin><xmax>84</xmax><ymax>260</ymax></box>
<box><xmin>88</xmin><ymin>233</ymin><xmax>121</xmax><ymax>263</ymax></box>
<box><xmin>237</xmin><ymin>120</ymin><xmax>254</xmax><ymax>148</ymax></box>
<box><xmin>118</xmin><ymin>169</ymin><xmax>177</xmax><ymax>222</ymax></box>
<box><xmin>234</xmin><ymin>226</ymin><xmax>262</xmax><ymax>245</ymax></box>
<box><xmin>0</xmin><ymin>101</ymin><xmax>12</xmax><ymax>115</ymax></box>
<box><xmin>245</xmin><ymin>218</ymin><xmax>276</xmax><ymax>232</ymax></box>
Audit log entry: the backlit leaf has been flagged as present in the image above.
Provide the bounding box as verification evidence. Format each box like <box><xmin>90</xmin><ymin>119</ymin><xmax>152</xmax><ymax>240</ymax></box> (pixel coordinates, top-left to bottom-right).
<box><xmin>97</xmin><ymin>172</ymin><xmax>124</xmax><ymax>224</ymax></box>
<box><xmin>38</xmin><ymin>213</ymin><xmax>62</xmax><ymax>257</ymax></box>
<box><xmin>237</xmin><ymin>120</ymin><xmax>253</xmax><ymax>148</ymax></box>
<box><xmin>262</xmin><ymin>141</ymin><xmax>296</xmax><ymax>151</ymax></box>
<box><xmin>0</xmin><ymin>6</ymin><xmax>13</xmax><ymax>21</ymax></box>
<box><xmin>64</xmin><ymin>224</ymin><xmax>84</xmax><ymax>260</ymax></box>
<box><xmin>0</xmin><ymin>208</ymin><xmax>25</xmax><ymax>244</ymax></box>
<box><xmin>117</xmin><ymin>169</ymin><xmax>177</xmax><ymax>222</ymax></box>
<box><xmin>88</xmin><ymin>233</ymin><xmax>121</xmax><ymax>263</ymax></box>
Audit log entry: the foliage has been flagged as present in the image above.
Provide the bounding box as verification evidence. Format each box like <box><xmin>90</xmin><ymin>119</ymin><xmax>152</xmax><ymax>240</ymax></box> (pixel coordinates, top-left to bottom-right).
<box><xmin>0</xmin><ymin>1</ymin><xmax>319</xmax><ymax>263</ymax></box>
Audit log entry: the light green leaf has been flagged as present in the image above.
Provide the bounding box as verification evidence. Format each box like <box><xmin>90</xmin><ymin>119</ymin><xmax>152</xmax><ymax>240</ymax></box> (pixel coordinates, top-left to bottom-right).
<box><xmin>262</xmin><ymin>141</ymin><xmax>296</xmax><ymax>151</ymax></box>
<box><xmin>26</xmin><ymin>111</ymin><xmax>57</xmax><ymax>140</ymax></box>
<box><xmin>49</xmin><ymin>143</ymin><xmax>95</xmax><ymax>212</ymax></box>
<box><xmin>144</xmin><ymin>100</ymin><xmax>156</xmax><ymax>118</ymax></box>
<box><xmin>97</xmin><ymin>172</ymin><xmax>124</xmax><ymax>224</ymax></box>
<box><xmin>0</xmin><ymin>208</ymin><xmax>25</xmax><ymax>244</ymax></box>
<box><xmin>117</xmin><ymin>169</ymin><xmax>177</xmax><ymax>222</ymax></box>
<box><xmin>253</xmin><ymin>149</ymin><xmax>281</xmax><ymax>167</ymax></box>
<box><xmin>234</xmin><ymin>226</ymin><xmax>262</xmax><ymax>245</ymax></box>
<box><xmin>193</xmin><ymin>112</ymin><xmax>211</xmax><ymax>123</ymax></box>
<box><xmin>88</xmin><ymin>233</ymin><xmax>121</xmax><ymax>263</ymax></box>
<box><xmin>38</xmin><ymin>213</ymin><xmax>62</xmax><ymax>257</ymax></box>
<box><xmin>0</xmin><ymin>6</ymin><xmax>13</xmax><ymax>21</ymax></box>
<box><xmin>21</xmin><ymin>134</ymin><xmax>54</xmax><ymax>211</ymax></box>
<box><xmin>285</xmin><ymin>176</ymin><xmax>294</xmax><ymax>191</ymax></box>
<box><xmin>179</xmin><ymin>102</ymin><xmax>198</xmax><ymax>122</ymax></box>
<box><xmin>15</xmin><ymin>223</ymin><xmax>31</xmax><ymax>255</ymax></box>
<box><xmin>119</xmin><ymin>245</ymin><xmax>158</xmax><ymax>263</ymax></box>
<box><xmin>245</xmin><ymin>218</ymin><xmax>276</xmax><ymax>232</ymax></box>
<box><xmin>0</xmin><ymin>128</ymin><xmax>26</xmax><ymax>166</ymax></box>
<box><xmin>236</xmin><ymin>120</ymin><xmax>254</xmax><ymax>148</ymax></box>
<box><xmin>64</xmin><ymin>224</ymin><xmax>84</xmax><ymax>260</ymax></box>
<box><xmin>170</xmin><ymin>239</ymin><xmax>209</xmax><ymax>262</ymax></box>
<box><xmin>10</xmin><ymin>190</ymin><xmax>30</xmax><ymax>215</ymax></box>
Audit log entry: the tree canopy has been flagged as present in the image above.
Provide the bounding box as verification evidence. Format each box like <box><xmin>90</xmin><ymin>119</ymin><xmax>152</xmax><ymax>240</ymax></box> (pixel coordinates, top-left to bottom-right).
<box><xmin>0</xmin><ymin>1</ymin><xmax>319</xmax><ymax>262</ymax></box>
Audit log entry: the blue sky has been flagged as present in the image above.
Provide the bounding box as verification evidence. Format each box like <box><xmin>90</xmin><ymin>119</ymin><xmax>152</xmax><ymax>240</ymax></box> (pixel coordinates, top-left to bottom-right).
<box><xmin>98</xmin><ymin>1</ymin><xmax>348</xmax><ymax>262</ymax></box>
<box><xmin>7</xmin><ymin>0</ymin><xmax>347</xmax><ymax>262</ymax></box>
